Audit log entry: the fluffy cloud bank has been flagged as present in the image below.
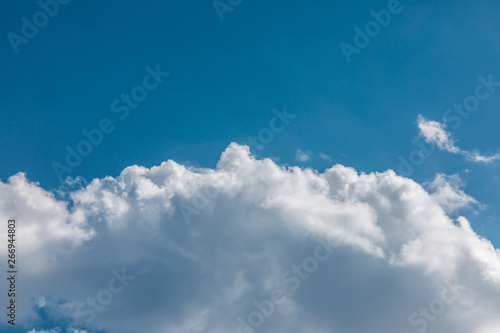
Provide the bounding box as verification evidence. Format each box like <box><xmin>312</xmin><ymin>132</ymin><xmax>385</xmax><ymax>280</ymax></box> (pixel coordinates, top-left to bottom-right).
<box><xmin>1</xmin><ymin>143</ymin><xmax>500</xmax><ymax>333</ymax></box>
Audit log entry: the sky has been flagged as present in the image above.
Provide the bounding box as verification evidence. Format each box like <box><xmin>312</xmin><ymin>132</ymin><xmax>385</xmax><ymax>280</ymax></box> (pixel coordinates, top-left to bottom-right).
<box><xmin>1</xmin><ymin>0</ymin><xmax>500</xmax><ymax>332</ymax></box>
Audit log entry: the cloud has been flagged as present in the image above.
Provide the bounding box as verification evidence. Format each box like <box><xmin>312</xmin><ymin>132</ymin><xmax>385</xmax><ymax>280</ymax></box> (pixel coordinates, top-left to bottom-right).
<box><xmin>425</xmin><ymin>173</ymin><xmax>478</xmax><ymax>215</ymax></box>
<box><xmin>417</xmin><ymin>115</ymin><xmax>500</xmax><ymax>163</ymax></box>
<box><xmin>1</xmin><ymin>143</ymin><xmax>500</xmax><ymax>333</ymax></box>
<box><xmin>38</xmin><ymin>297</ymin><xmax>47</xmax><ymax>308</ymax></box>
<box><xmin>295</xmin><ymin>149</ymin><xmax>311</xmax><ymax>162</ymax></box>
<box><xmin>0</xmin><ymin>173</ymin><xmax>95</xmax><ymax>274</ymax></box>
<box><xmin>319</xmin><ymin>152</ymin><xmax>331</xmax><ymax>161</ymax></box>
<box><xmin>28</xmin><ymin>329</ymin><xmax>88</xmax><ymax>333</ymax></box>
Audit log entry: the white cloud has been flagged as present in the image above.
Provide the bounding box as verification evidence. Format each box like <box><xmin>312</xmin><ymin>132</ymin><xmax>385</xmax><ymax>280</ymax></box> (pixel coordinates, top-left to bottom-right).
<box><xmin>0</xmin><ymin>173</ymin><xmax>95</xmax><ymax>274</ymax></box>
<box><xmin>1</xmin><ymin>143</ymin><xmax>500</xmax><ymax>333</ymax></box>
<box><xmin>426</xmin><ymin>173</ymin><xmax>478</xmax><ymax>215</ymax></box>
<box><xmin>417</xmin><ymin>115</ymin><xmax>500</xmax><ymax>163</ymax></box>
<box><xmin>38</xmin><ymin>296</ymin><xmax>47</xmax><ymax>308</ymax></box>
<box><xmin>295</xmin><ymin>149</ymin><xmax>311</xmax><ymax>162</ymax></box>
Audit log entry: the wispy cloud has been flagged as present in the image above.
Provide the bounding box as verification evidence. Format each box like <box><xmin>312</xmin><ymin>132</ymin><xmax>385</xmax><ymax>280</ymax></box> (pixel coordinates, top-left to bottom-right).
<box><xmin>418</xmin><ymin>115</ymin><xmax>500</xmax><ymax>163</ymax></box>
<box><xmin>295</xmin><ymin>149</ymin><xmax>311</xmax><ymax>162</ymax></box>
<box><xmin>319</xmin><ymin>152</ymin><xmax>332</xmax><ymax>161</ymax></box>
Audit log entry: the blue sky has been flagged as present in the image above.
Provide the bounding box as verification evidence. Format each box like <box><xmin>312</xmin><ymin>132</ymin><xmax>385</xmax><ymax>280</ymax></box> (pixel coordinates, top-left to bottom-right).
<box><xmin>2</xmin><ymin>1</ymin><xmax>500</xmax><ymax>332</ymax></box>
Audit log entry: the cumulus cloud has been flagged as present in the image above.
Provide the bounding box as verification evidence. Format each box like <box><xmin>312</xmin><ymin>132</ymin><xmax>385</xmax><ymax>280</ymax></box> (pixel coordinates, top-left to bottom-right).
<box><xmin>417</xmin><ymin>115</ymin><xmax>500</xmax><ymax>163</ymax></box>
<box><xmin>1</xmin><ymin>143</ymin><xmax>500</xmax><ymax>333</ymax></box>
<box><xmin>0</xmin><ymin>173</ymin><xmax>95</xmax><ymax>274</ymax></box>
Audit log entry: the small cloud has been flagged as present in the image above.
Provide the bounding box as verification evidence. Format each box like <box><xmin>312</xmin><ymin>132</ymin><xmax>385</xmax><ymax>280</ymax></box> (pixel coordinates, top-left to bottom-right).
<box><xmin>295</xmin><ymin>149</ymin><xmax>311</xmax><ymax>162</ymax></box>
<box><xmin>319</xmin><ymin>152</ymin><xmax>331</xmax><ymax>161</ymax></box>
<box><xmin>417</xmin><ymin>115</ymin><xmax>500</xmax><ymax>163</ymax></box>
<box><xmin>269</xmin><ymin>156</ymin><xmax>281</xmax><ymax>163</ymax></box>
<box><xmin>38</xmin><ymin>296</ymin><xmax>46</xmax><ymax>308</ymax></box>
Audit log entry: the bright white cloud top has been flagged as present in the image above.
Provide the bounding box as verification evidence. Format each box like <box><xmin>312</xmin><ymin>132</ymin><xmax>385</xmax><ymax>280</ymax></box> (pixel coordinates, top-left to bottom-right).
<box><xmin>1</xmin><ymin>143</ymin><xmax>500</xmax><ymax>333</ymax></box>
